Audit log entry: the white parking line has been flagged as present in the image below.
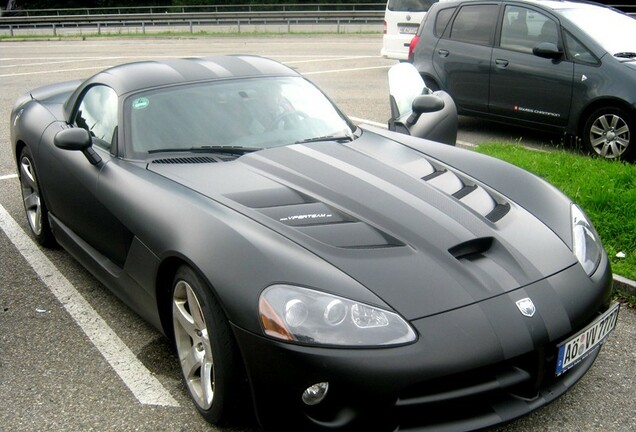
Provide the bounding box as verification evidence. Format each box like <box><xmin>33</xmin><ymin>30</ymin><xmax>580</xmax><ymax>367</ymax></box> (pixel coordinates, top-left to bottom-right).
<box><xmin>0</xmin><ymin>174</ymin><xmax>18</xmax><ymax>180</ymax></box>
<box><xmin>0</xmin><ymin>65</ymin><xmax>114</xmax><ymax>78</ymax></box>
<box><xmin>0</xmin><ymin>203</ymin><xmax>179</xmax><ymax>408</ymax></box>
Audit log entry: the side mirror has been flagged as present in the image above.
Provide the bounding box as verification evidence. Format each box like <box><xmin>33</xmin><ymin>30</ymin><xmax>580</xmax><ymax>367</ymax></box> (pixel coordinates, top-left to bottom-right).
<box><xmin>54</xmin><ymin>128</ymin><xmax>102</xmax><ymax>165</ymax></box>
<box><xmin>407</xmin><ymin>94</ymin><xmax>445</xmax><ymax>126</ymax></box>
<box><xmin>533</xmin><ymin>42</ymin><xmax>563</xmax><ymax>60</ymax></box>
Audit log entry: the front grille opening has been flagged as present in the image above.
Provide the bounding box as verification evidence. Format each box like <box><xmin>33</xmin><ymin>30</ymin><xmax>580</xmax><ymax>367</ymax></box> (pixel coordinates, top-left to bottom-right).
<box><xmin>394</xmin><ymin>349</ymin><xmax>561</xmax><ymax>430</ymax></box>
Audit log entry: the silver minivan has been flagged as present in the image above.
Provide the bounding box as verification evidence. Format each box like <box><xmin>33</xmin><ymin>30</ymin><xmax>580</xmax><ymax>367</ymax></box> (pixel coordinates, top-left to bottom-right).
<box><xmin>381</xmin><ymin>0</ymin><xmax>439</xmax><ymax>61</ymax></box>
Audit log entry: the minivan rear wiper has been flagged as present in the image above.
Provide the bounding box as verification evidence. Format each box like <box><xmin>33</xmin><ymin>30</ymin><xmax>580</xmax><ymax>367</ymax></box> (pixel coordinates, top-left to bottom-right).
<box><xmin>614</xmin><ymin>52</ymin><xmax>636</xmax><ymax>59</ymax></box>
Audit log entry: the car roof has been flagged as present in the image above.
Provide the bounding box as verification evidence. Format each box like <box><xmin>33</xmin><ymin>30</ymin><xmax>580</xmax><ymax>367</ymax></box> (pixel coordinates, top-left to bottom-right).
<box><xmin>63</xmin><ymin>55</ymin><xmax>299</xmax><ymax>119</ymax></box>
<box><xmin>433</xmin><ymin>0</ymin><xmax>612</xmax><ymax>11</ymax></box>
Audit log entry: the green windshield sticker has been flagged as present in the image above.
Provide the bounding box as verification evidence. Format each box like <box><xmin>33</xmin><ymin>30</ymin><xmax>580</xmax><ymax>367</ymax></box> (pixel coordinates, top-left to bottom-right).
<box><xmin>132</xmin><ymin>97</ymin><xmax>149</xmax><ymax>110</ymax></box>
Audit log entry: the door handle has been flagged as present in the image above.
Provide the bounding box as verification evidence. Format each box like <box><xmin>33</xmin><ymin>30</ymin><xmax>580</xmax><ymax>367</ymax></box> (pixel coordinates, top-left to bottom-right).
<box><xmin>495</xmin><ymin>59</ymin><xmax>509</xmax><ymax>68</ymax></box>
<box><xmin>437</xmin><ymin>49</ymin><xmax>450</xmax><ymax>58</ymax></box>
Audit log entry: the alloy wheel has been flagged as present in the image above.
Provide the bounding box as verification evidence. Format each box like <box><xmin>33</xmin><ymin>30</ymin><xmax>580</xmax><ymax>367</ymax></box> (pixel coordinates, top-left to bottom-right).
<box><xmin>173</xmin><ymin>280</ymin><xmax>215</xmax><ymax>410</ymax></box>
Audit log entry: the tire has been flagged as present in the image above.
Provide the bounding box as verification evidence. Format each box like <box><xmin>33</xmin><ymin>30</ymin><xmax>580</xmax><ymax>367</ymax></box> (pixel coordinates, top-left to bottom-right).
<box><xmin>582</xmin><ymin>107</ymin><xmax>635</xmax><ymax>160</ymax></box>
<box><xmin>171</xmin><ymin>265</ymin><xmax>245</xmax><ymax>425</ymax></box>
<box><xmin>18</xmin><ymin>146</ymin><xmax>55</xmax><ymax>247</ymax></box>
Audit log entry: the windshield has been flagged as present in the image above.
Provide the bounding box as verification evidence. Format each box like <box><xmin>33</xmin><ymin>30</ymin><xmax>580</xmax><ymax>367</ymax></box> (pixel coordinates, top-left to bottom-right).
<box><xmin>127</xmin><ymin>76</ymin><xmax>353</xmax><ymax>157</ymax></box>
<box><xmin>560</xmin><ymin>6</ymin><xmax>636</xmax><ymax>57</ymax></box>
<box><xmin>388</xmin><ymin>0</ymin><xmax>437</xmax><ymax>12</ymax></box>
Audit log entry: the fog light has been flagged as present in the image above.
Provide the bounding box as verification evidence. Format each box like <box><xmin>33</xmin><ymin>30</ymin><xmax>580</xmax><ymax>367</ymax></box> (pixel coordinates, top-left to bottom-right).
<box><xmin>302</xmin><ymin>382</ymin><xmax>329</xmax><ymax>406</ymax></box>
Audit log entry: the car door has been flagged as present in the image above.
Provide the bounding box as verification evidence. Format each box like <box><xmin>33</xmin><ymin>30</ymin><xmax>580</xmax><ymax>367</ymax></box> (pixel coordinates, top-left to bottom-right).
<box><xmin>39</xmin><ymin>85</ymin><xmax>133</xmax><ymax>267</ymax></box>
<box><xmin>489</xmin><ymin>4</ymin><xmax>574</xmax><ymax>127</ymax></box>
<box><xmin>432</xmin><ymin>3</ymin><xmax>500</xmax><ymax>113</ymax></box>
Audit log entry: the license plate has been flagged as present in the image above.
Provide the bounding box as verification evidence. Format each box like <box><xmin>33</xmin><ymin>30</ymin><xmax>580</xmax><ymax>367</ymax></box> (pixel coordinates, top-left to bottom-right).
<box><xmin>398</xmin><ymin>25</ymin><xmax>418</xmax><ymax>35</ymax></box>
<box><xmin>556</xmin><ymin>302</ymin><xmax>620</xmax><ymax>376</ymax></box>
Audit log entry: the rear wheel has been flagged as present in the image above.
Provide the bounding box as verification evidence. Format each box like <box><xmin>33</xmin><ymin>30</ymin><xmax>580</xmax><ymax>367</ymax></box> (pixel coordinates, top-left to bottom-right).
<box><xmin>582</xmin><ymin>107</ymin><xmax>634</xmax><ymax>160</ymax></box>
<box><xmin>18</xmin><ymin>146</ymin><xmax>55</xmax><ymax>246</ymax></box>
<box><xmin>171</xmin><ymin>265</ymin><xmax>245</xmax><ymax>425</ymax></box>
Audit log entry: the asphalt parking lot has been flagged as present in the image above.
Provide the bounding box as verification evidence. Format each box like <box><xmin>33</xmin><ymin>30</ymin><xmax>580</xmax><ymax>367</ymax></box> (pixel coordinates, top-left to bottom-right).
<box><xmin>0</xmin><ymin>35</ymin><xmax>634</xmax><ymax>432</ymax></box>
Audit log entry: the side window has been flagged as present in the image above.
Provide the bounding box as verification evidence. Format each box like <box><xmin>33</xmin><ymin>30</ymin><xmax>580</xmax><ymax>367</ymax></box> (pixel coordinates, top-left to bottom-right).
<box><xmin>500</xmin><ymin>6</ymin><xmax>559</xmax><ymax>53</ymax></box>
<box><xmin>74</xmin><ymin>85</ymin><xmax>118</xmax><ymax>151</ymax></box>
<box><xmin>449</xmin><ymin>4</ymin><xmax>499</xmax><ymax>46</ymax></box>
<box><xmin>435</xmin><ymin>7</ymin><xmax>457</xmax><ymax>37</ymax></box>
<box><xmin>564</xmin><ymin>31</ymin><xmax>599</xmax><ymax>65</ymax></box>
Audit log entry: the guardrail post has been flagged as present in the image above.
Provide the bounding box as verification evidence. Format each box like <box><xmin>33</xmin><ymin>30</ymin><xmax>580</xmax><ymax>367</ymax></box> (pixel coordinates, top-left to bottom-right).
<box><xmin>142</xmin><ymin>21</ymin><xmax>145</xmax><ymax>34</ymax></box>
<box><xmin>52</xmin><ymin>23</ymin><xmax>56</xmax><ymax>36</ymax></box>
<box><xmin>189</xmin><ymin>20</ymin><xmax>193</xmax><ymax>33</ymax></box>
<box><xmin>10</xmin><ymin>25</ymin><xmax>13</xmax><ymax>37</ymax></box>
<box><xmin>97</xmin><ymin>22</ymin><xmax>101</xmax><ymax>35</ymax></box>
<box><xmin>337</xmin><ymin>19</ymin><xmax>340</xmax><ymax>34</ymax></box>
<box><xmin>238</xmin><ymin>19</ymin><xmax>241</xmax><ymax>34</ymax></box>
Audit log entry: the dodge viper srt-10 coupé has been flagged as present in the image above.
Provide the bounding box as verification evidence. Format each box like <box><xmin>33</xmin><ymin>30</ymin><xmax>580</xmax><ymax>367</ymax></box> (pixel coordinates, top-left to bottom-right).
<box><xmin>10</xmin><ymin>55</ymin><xmax>619</xmax><ymax>432</ymax></box>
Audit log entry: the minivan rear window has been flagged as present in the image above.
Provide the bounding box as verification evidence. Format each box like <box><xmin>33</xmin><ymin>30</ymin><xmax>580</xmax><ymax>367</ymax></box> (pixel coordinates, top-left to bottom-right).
<box><xmin>435</xmin><ymin>7</ymin><xmax>457</xmax><ymax>37</ymax></box>
<box><xmin>388</xmin><ymin>0</ymin><xmax>437</xmax><ymax>12</ymax></box>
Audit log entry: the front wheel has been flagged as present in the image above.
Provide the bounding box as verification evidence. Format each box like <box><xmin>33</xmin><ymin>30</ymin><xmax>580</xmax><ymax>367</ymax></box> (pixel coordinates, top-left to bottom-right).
<box><xmin>582</xmin><ymin>107</ymin><xmax>634</xmax><ymax>160</ymax></box>
<box><xmin>171</xmin><ymin>265</ymin><xmax>245</xmax><ymax>425</ymax></box>
<box><xmin>18</xmin><ymin>146</ymin><xmax>55</xmax><ymax>247</ymax></box>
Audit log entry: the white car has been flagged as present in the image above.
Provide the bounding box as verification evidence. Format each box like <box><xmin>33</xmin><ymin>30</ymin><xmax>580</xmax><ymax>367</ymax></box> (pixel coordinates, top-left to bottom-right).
<box><xmin>381</xmin><ymin>0</ymin><xmax>439</xmax><ymax>60</ymax></box>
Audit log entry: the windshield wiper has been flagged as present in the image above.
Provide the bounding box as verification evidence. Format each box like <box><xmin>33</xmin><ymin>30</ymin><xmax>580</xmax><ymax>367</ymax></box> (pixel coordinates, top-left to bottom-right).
<box><xmin>148</xmin><ymin>146</ymin><xmax>262</xmax><ymax>155</ymax></box>
<box><xmin>614</xmin><ymin>52</ymin><xmax>636</xmax><ymax>59</ymax></box>
<box><xmin>295</xmin><ymin>134</ymin><xmax>354</xmax><ymax>145</ymax></box>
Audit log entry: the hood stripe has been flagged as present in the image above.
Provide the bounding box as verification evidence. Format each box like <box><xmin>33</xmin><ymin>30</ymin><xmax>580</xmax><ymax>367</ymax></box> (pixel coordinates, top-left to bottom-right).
<box><xmin>289</xmin><ymin>144</ymin><xmax>475</xmax><ymax>240</ymax></box>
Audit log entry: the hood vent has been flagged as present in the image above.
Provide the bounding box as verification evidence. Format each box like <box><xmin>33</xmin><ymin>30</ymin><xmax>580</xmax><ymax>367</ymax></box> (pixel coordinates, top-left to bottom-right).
<box><xmin>420</xmin><ymin>164</ymin><xmax>510</xmax><ymax>223</ymax></box>
<box><xmin>152</xmin><ymin>156</ymin><xmax>218</xmax><ymax>164</ymax></box>
<box><xmin>228</xmin><ymin>185</ymin><xmax>404</xmax><ymax>249</ymax></box>
<box><xmin>348</xmin><ymin>138</ymin><xmax>511</xmax><ymax>224</ymax></box>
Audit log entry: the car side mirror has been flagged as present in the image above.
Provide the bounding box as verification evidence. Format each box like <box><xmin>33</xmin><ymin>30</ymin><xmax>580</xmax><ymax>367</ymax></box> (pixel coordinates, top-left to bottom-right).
<box><xmin>407</xmin><ymin>94</ymin><xmax>445</xmax><ymax>126</ymax></box>
<box><xmin>533</xmin><ymin>42</ymin><xmax>563</xmax><ymax>60</ymax></box>
<box><xmin>54</xmin><ymin>128</ymin><xmax>102</xmax><ymax>166</ymax></box>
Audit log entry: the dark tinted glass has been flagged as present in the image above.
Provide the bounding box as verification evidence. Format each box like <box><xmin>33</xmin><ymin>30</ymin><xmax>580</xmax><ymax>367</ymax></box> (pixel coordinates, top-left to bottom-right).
<box><xmin>450</xmin><ymin>4</ymin><xmax>499</xmax><ymax>46</ymax></box>
<box><xmin>388</xmin><ymin>0</ymin><xmax>437</xmax><ymax>12</ymax></box>
<box><xmin>435</xmin><ymin>7</ymin><xmax>456</xmax><ymax>37</ymax></box>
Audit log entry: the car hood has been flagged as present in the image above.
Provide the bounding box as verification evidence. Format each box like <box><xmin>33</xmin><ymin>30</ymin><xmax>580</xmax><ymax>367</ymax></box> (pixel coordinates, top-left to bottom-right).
<box><xmin>148</xmin><ymin>129</ymin><xmax>578</xmax><ymax>320</ymax></box>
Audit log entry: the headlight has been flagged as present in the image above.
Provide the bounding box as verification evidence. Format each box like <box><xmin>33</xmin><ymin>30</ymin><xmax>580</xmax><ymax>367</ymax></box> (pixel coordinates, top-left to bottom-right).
<box><xmin>571</xmin><ymin>204</ymin><xmax>602</xmax><ymax>276</ymax></box>
<box><xmin>259</xmin><ymin>285</ymin><xmax>417</xmax><ymax>347</ymax></box>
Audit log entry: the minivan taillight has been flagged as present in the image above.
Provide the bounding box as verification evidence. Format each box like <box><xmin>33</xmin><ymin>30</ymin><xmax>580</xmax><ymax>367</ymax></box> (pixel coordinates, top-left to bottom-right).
<box><xmin>383</xmin><ymin>20</ymin><xmax>387</xmax><ymax>34</ymax></box>
<box><xmin>408</xmin><ymin>35</ymin><xmax>420</xmax><ymax>63</ymax></box>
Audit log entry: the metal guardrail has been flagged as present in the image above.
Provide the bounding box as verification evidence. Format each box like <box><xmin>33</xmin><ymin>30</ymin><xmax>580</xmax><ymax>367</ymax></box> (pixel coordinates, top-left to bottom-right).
<box><xmin>0</xmin><ymin>2</ymin><xmax>632</xmax><ymax>36</ymax></box>
<box><xmin>0</xmin><ymin>4</ymin><xmax>385</xmax><ymax>36</ymax></box>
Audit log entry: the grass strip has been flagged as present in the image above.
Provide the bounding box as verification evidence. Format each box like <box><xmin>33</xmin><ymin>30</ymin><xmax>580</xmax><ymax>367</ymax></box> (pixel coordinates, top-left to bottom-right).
<box><xmin>475</xmin><ymin>143</ymin><xmax>636</xmax><ymax>282</ymax></box>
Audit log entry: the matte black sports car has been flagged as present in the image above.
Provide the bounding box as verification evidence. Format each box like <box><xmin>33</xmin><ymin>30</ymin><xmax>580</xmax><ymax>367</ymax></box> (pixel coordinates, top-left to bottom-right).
<box><xmin>10</xmin><ymin>55</ymin><xmax>619</xmax><ymax>432</ymax></box>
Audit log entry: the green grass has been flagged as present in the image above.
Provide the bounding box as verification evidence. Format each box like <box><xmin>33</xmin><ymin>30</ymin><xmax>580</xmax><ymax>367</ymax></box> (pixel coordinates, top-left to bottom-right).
<box><xmin>475</xmin><ymin>143</ymin><xmax>636</xmax><ymax>281</ymax></box>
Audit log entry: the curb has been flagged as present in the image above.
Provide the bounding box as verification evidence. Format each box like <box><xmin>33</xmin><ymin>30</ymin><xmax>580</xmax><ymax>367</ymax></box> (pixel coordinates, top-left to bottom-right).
<box><xmin>614</xmin><ymin>274</ymin><xmax>636</xmax><ymax>297</ymax></box>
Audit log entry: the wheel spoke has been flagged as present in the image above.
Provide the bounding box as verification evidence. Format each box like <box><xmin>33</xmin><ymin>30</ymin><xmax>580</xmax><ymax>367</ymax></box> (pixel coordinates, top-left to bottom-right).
<box><xmin>598</xmin><ymin>115</ymin><xmax>611</xmax><ymax>131</ymax></box>
<box><xmin>615</xmin><ymin>124</ymin><xmax>629</xmax><ymax>137</ymax></box>
<box><xmin>23</xmin><ymin>190</ymin><xmax>40</xmax><ymax>210</ymax></box>
<box><xmin>19</xmin><ymin>159</ymin><xmax>36</xmax><ymax>189</ymax></box>
<box><xmin>590</xmin><ymin>124</ymin><xmax>605</xmax><ymax>136</ymax></box>
<box><xmin>182</xmin><ymin>343</ymin><xmax>204</xmax><ymax>379</ymax></box>
<box><xmin>186</xmin><ymin>286</ymin><xmax>206</xmax><ymax>330</ymax></box>
<box><xmin>173</xmin><ymin>297</ymin><xmax>198</xmax><ymax>340</ymax></box>
<box><xmin>200</xmin><ymin>356</ymin><xmax>215</xmax><ymax>407</ymax></box>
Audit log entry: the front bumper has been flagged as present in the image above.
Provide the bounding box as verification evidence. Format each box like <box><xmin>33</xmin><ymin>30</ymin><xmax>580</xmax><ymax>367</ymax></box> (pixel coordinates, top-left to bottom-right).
<box><xmin>233</xmin><ymin>260</ymin><xmax>613</xmax><ymax>431</ymax></box>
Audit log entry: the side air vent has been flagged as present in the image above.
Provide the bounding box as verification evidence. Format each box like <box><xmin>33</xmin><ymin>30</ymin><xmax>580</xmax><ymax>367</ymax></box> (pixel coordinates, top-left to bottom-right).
<box><xmin>152</xmin><ymin>156</ymin><xmax>218</xmax><ymax>164</ymax></box>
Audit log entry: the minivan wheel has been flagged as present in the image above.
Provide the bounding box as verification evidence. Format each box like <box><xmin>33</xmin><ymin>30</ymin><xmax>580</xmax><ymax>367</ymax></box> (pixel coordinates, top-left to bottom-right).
<box><xmin>582</xmin><ymin>107</ymin><xmax>634</xmax><ymax>160</ymax></box>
